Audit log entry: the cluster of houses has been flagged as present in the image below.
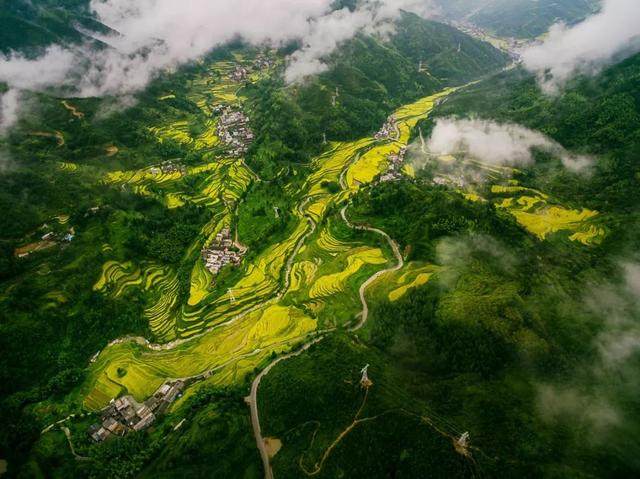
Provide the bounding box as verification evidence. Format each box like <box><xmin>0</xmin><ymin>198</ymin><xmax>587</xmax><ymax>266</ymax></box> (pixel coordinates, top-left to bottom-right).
<box><xmin>41</xmin><ymin>228</ymin><xmax>75</xmax><ymax>243</ymax></box>
<box><xmin>229</xmin><ymin>65</ymin><xmax>249</xmax><ymax>82</ymax></box>
<box><xmin>374</xmin><ymin>114</ymin><xmax>399</xmax><ymax>141</ymax></box>
<box><xmin>150</xmin><ymin>160</ymin><xmax>186</xmax><ymax>175</ymax></box>
<box><xmin>229</xmin><ymin>55</ymin><xmax>274</xmax><ymax>83</ymax></box>
<box><xmin>252</xmin><ymin>54</ymin><xmax>274</xmax><ymax>71</ymax></box>
<box><xmin>201</xmin><ymin>227</ymin><xmax>245</xmax><ymax>276</ymax></box>
<box><xmin>89</xmin><ymin>380</ymin><xmax>185</xmax><ymax>442</ymax></box>
<box><xmin>15</xmin><ymin>225</ymin><xmax>75</xmax><ymax>258</ymax></box>
<box><xmin>379</xmin><ymin>146</ymin><xmax>408</xmax><ymax>182</ymax></box>
<box><xmin>449</xmin><ymin>21</ymin><xmax>531</xmax><ymax>62</ymax></box>
<box><xmin>433</xmin><ymin>174</ymin><xmax>466</xmax><ymax>188</ymax></box>
<box><xmin>215</xmin><ymin>107</ymin><xmax>254</xmax><ymax>157</ymax></box>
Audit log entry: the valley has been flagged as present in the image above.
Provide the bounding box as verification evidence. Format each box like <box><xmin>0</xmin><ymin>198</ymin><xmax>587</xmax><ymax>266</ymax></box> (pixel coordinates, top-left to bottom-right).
<box><xmin>1</xmin><ymin>3</ymin><xmax>639</xmax><ymax>478</ymax></box>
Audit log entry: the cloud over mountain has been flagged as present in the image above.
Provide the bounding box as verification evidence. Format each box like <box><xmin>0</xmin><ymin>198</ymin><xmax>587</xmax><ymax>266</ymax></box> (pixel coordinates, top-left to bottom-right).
<box><xmin>521</xmin><ymin>0</ymin><xmax>640</xmax><ymax>92</ymax></box>
<box><xmin>0</xmin><ymin>0</ymin><xmax>435</xmax><ymax>130</ymax></box>
<box><xmin>426</xmin><ymin>118</ymin><xmax>592</xmax><ymax>172</ymax></box>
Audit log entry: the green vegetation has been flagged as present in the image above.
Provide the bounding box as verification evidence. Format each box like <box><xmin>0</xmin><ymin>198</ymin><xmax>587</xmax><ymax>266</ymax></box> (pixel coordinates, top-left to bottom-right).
<box><xmin>244</xmin><ymin>12</ymin><xmax>506</xmax><ymax>176</ymax></box>
<box><xmin>435</xmin><ymin>0</ymin><xmax>599</xmax><ymax>38</ymax></box>
<box><xmin>0</xmin><ymin>0</ymin><xmax>110</xmax><ymax>54</ymax></box>
<box><xmin>1</xmin><ymin>6</ymin><xmax>639</xmax><ymax>479</ymax></box>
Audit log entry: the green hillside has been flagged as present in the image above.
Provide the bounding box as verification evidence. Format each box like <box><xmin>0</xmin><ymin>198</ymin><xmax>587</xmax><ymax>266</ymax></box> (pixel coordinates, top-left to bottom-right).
<box><xmin>0</xmin><ymin>3</ymin><xmax>638</xmax><ymax>479</ymax></box>
<box><xmin>0</xmin><ymin>0</ymin><xmax>111</xmax><ymax>54</ymax></box>
<box><xmin>436</xmin><ymin>0</ymin><xmax>600</xmax><ymax>38</ymax></box>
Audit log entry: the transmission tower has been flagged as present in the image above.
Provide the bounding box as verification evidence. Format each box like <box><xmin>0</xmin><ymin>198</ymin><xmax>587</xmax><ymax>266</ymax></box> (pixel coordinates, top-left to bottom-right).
<box><xmin>360</xmin><ymin>364</ymin><xmax>373</xmax><ymax>388</ymax></box>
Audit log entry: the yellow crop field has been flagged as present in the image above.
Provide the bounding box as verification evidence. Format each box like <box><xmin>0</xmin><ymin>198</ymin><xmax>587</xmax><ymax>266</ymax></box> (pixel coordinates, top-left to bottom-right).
<box><xmin>83</xmin><ymin>304</ymin><xmax>316</xmax><ymax>409</ymax></box>
<box><xmin>289</xmin><ymin>261</ymin><xmax>318</xmax><ymax>292</ymax></box>
<box><xmin>58</xmin><ymin>162</ymin><xmax>78</xmax><ymax>172</ymax></box>
<box><xmin>463</xmin><ymin>192</ymin><xmax>483</xmax><ymax>202</ymax></box>
<box><xmin>488</xmin><ymin>182</ymin><xmax>604</xmax><ymax>245</ymax></box>
<box><xmin>188</xmin><ymin>260</ymin><xmax>212</xmax><ymax>306</ymax></box>
<box><xmin>317</xmin><ymin>228</ymin><xmax>351</xmax><ymax>254</ymax></box>
<box><xmin>569</xmin><ymin>225</ymin><xmax>606</xmax><ymax>245</ymax></box>
<box><xmin>394</xmin><ymin>88</ymin><xmax>456</xmax><ymax>143</ymax></box>
<box><xmin>402</xmin><ymin>164</ymin><xmax>415</xmax><ymax>177</ymax></box>
<box><xmin>143</xmin><ymin>267</ymin><xmax>180</xmax><ymax>341</ymax></box>
<box><xmin>309</xmin><ymin>248</ymin><xmax>386</xmax><ymax>298</ymax></box>
<box><xmin>93</xmin><ymin>261</ymin><xmax>141</xmax><ymax>295</ymax></box>
<box><xmin>510</xmin><ymin>206</ymin><xmax>598</xmax><ymax>241</ymax></box>
<box><xmin>306</xmin><ymin>139</ymin><xmax>373</xmax><ymax>195</ymax></box>
<box><xmin>165</xmin><ymin>192</ymin><xmax>186</xmax><ymax>209</ymax></box>
<box><xmin>306</xmin><ymin>196</ymin><xmax>331</xmax><ymax>223</ymax></box>
<box><xmin>389</xmin><ymin>272</ymin><xmax>433</xmax><ymax>301</ymax></box>
<box><xmin>346</xmin><ymin>143</ymin><xmax>398</xmax><ymax>189</ymax></box>
<box><xmin>491</xmin><ymin>184</ymin><xmax>549</xmax><ymax>199</ymax></box>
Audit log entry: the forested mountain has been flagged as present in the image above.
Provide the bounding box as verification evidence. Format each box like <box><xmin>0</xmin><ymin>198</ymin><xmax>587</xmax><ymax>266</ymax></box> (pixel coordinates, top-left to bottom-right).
<box><xmin>246</xmin><ymin>12</ymin><xmax>508</xmax><ymax>173</ymax></box>
<box><xmin>435</xmin><ymin>0</ymin><xmax>600</xmax><ymax>38</ymax></box>
<box><xmin>0</xmin><ymin>1</ymin><xmax>638</xmax><ymax>478</ymax></box>
<box><xmin>0</xmin><ymin>0</ymin><xmax>111</xmax><ymax>54</ymax></box>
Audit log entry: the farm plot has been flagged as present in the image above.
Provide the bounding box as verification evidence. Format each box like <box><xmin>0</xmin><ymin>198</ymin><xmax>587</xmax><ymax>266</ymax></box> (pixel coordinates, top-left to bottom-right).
<box><xmin>94</xmin><ymin>261</ymin><xmax>181</xmax><ymax>341</ymax></box>
<box><xmin>82</xmin><ymin>304</ymin><xmax>316</xmax><ymax>410</ymax></box>
<box><xmin>490</xmin><ymin>184</ymin><xmax>604</xmax><ymax>245</ymax></box>
<box><xmin>308</xmin><ymin>247</ymin><xmax>387</xmax><ymax>299</ymax></box>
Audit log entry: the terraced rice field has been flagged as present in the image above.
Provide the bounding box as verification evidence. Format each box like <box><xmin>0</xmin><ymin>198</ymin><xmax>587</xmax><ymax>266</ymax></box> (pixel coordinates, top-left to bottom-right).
<box><xmin>82</xmin><ymin>82</ymin><xmax>460</xmax><ymax>412</ymax></box>
<box><xmin>94</xmin><ymin>261</ymin><xmax>180</xmax><ymax>341</ymax></box>
<box><xmin>308</xmin><ymin>248</ymin><xmax>387</xmax><ymax>299</ymax></box>
<box><xmin>149</xmin><ymin>119</ymin><xmax>219</xmax><ymax>150</ymax></box>
<box><xmin>490</xmin><ymin>184</ymin><xmax>604</xmax><ymax>244</ymax></box>
<box><xmin>389</xmin><ymin>270</ymin><xmax>434</xmax><ymax>301</ymax></box>
<box><xmin>83</xmin><ymin>304</ymin><xmax>316</xmax><ymax>409</ymax></box>
<box><xmin>58</xmin><ymin>162</ymin><xmax>78</xmax><ymax>172</ymax></box>
<box><xmin>188</xmin><ymin>260</ymin><xmax>213</xmax><ymax>306</ymax></box>
<box><xmin>93</xmin><ymin>261</ymin><xmax>142</xmax><ymax>296</ymax></box>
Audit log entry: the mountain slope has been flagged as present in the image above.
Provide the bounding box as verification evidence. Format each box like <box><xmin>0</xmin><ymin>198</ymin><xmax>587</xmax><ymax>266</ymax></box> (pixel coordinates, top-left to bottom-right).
<box><xmin>0</xmin><ymin>0</ymin><xmax>113</xmax><ymax>54</ymax></box>
<box><xmin>246</xmin><ymin>12</ymin><xmax>508</xmax><ymax>173</ymax></box>
<box><xmin>435</xmin><ymin>0</ymin><xmax>600</xmax><ymax>38</ymax></box>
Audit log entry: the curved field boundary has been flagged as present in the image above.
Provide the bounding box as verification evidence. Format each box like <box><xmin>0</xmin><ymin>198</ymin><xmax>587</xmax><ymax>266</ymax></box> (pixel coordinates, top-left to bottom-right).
<box><xmin>340</xmin><ymin>205</ymin><xmax>403</xmax><ymax>331</ymax></box>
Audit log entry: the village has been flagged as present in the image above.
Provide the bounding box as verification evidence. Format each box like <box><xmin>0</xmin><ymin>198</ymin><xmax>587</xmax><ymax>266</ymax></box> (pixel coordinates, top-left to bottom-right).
<box><xmin>374</xmin><ymin>114</ymin><xmax>400</xmax><ymax>141</ymax></box>
<box><xmin>14</xmin><ymin>222</ymin><xmax>75</xmax><ymax>259</ymax></box>
<box><xmin>229</xmin><ymin>53</ymin><xmax>275</xmax><ymax>83</ymax></box>
<box><xmin>150</xmin><ymin>159</ymin><xmax>186</xmax><ymax>176</ymax></box>
<box><xmin>201</xmin><ymin>227</ymin><xmax>246</xmax><ymax>276</ymax></box>
<box><xmin>447</xmin><ymin>20</ymin><xmax>535</xmax><ymax>62</ymax></box>
<box><xmin>379</xmin><ymin>146</ymin><xmax>408</xmax><ymax>183</ymax></box>
<box><xmin>214</xmin><ymin>106</ymin><xmax>254</xmax><ymax>157</ymax></box>
<box><xmin>88</xmin><ymin>380</ymin><xmax>185</xmax><ymax>442</ymax></box>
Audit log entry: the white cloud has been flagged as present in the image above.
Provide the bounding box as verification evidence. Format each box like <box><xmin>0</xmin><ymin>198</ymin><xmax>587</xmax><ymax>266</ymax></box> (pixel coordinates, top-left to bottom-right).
<box><xmin>0</xmin><ymin>89</ymin><xmax>21</xmax><ymax>133</ymax></box>
<box><xmin>285</xmin><ymin>0</ymin><xmax>436</xmax><ymax>83</ymax></box>
<box><xmin>0</xmin><ymin>1</ymin><xmax>436</xmax><ymax>99</ymax></box>
<box><xmin>426</xmin><ymin>117</ymin><xmax>592</xmax><ymax>172</ymax></box>
<box><xmin>0</xmin><ymin>45</ymin><xmax>76</xmax><ymax>91</ymax></box>
<box><xmin>521</xmin><ymin>0</ymin><xmax>640</xmax><ymax>93</ymax></box>
<box><xmin>0</xmin><ymin>0</ymin><xmax>436</xmax><ymax>131</ymax></box>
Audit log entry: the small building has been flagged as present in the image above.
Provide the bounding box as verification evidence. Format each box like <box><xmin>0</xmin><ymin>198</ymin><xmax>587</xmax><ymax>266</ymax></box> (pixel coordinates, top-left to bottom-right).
<box><xmin>89</xmin><ymin>423</ymin><xmax>111</xmax><ymax>442</ymax></box>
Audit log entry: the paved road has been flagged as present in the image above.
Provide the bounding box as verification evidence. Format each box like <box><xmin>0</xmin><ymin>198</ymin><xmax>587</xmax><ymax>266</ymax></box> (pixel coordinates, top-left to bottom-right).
<box><xmin>340</xmin><ymin>205</ymin><xmax>404</xmax><ymax>331</ymax></box>
<box><xmin>247</xmin><ymin>337</ymin><xmax>325</xmax><ymax>479</ymax></box>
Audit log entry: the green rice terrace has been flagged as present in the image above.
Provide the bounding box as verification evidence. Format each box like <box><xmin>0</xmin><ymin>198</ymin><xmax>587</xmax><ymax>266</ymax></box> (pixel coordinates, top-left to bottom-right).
<box><xmin>1</xmin><ymin>7</ymin><xmax>640</xmax><ymax>479</ymax></box>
